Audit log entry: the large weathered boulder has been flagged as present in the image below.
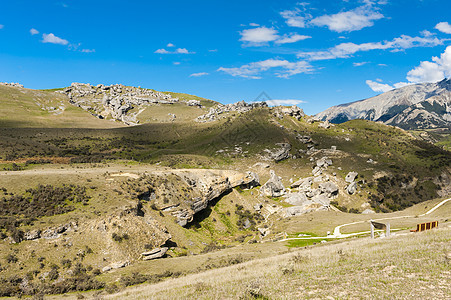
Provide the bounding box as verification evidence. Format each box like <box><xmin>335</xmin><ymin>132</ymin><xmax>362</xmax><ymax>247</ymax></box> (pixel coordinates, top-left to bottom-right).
<box><xmin>24</xmin><ymin>229</ymin><xmax>41</xmax><ymax>240</ymax></box>
<box><xmin>346</xmin><ymin>182</ymin><xmax>357</xmax><ymax>195</ymax></box>
<box><xmin>267</xmin><ymin>143</ymin><xmax>291</xmax><ymax>162</ymax></box>
<box><xmin>345</xmin><ymin>171</ymin><xmax>358</xmax><ymax>183</ymax></box>
<box><xmin>284</xmin><ymin>192</ymin><xmax>308</xmax><ymax>206</ymax></box>
<box><xmin>318</xmin><ymin>182</ymin><xmax>339</xmax><ymax>198</ymax></box>
<box><xmin>260</xmin><ymin>170</ymin><xmax>286</xmax><ymax>197</ymax></box>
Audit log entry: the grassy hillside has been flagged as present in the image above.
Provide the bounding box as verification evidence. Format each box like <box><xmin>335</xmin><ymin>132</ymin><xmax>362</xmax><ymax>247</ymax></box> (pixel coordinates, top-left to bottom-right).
<box><xmin>0</xmin><ymin>85</ymin><xmax>450</xmax><ymax>298</ymax></box>
<box><xmin>0</xmin><ymin>85</ymin><xmax>123</xmax><ymax>128</ymax></box>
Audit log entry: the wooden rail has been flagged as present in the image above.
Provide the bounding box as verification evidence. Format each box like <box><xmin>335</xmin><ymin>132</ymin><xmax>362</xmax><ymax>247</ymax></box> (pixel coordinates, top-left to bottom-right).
<box><xmin>410</xmin><ymin>221</ymin><xmax>438</xmax><ymax>232</ymax></box>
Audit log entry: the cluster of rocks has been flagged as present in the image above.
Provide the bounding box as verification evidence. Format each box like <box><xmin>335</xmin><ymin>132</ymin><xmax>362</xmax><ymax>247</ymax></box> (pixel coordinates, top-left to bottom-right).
<box><xmin>186</xmin><ymin>100</ymin><xmax>202</xmax><ymax>107</ymax></box>
<box><xmin>59</xmin><ymin>82</ymin><xmax>179</xmax><ymax>125</ymax></box>
<box><xmin>23</xmin><ymin>221</ymin><xmax>78</xmax><ymax>241</ymax></box>
<box><xmin>274</xmin><ymin>105</ymin><xmax>305</xmax><ymax>120</ymax></box>
<box><xmin>0</xmin><ymin>82</ymin><xmax>24</xmax><ymax>88</ymax></box>
<box><xmin>140</xmin><ymin>247</ymin><xmax>168</xmax><ymax>261</ymax></box>
<box><xmin>196</xmin><ymin>100</ymin><xmax>268</xmax><ymax>122</ymax></box>
<box><xmin>311</xmin><ymin>156</ymin><xmax>333</xmax><ymax>177</ymax></box>
<box><xmin>284</xmin><ymin>175</ymin><xmax>338</xmax><ymax>217</ymax></box>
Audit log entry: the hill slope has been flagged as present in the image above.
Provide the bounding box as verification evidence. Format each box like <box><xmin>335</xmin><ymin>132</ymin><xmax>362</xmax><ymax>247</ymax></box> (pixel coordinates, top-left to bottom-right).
<box><xmin>316</xmin><ymin>78</ymin><xmax>451</xmax><ymax>130</ymax></box>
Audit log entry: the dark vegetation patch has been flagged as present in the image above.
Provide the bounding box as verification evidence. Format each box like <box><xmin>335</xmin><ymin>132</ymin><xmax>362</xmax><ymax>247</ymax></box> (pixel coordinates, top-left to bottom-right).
<box><xmin>0</xmin><ymin>184</ymin><xmax>90</xmax><ymax>241</ymax></box>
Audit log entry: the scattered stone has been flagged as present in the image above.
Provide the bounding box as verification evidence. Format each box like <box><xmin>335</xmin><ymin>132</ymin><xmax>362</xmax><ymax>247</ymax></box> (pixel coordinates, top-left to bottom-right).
<box><xmin>0</xmin><ymin>82</ymin><xmax>24</xmax><ymax>88</ymax></box>
<box><xmin>258</xmin><ymin>227</ymin><xmax>270</xmax><ymax>237</ymax></box>
<box><xmin>243</xmin><ymin>219</ymin><xmax>252</xmax><ymax>229</ymax></box>
<box><xmin>24</xmin><ymin>230</ymin><xmax>41</xmax><ymax>240</ymax></box>
<box><xmin>362</xmin><ymin>208</ymin><xmax>375</xmax><ymax>214</ymax></box>
<box><xmin>253</xmin><ymin>203</ymin><xmax>263</xmax><ymax>211</ymax></box>
<box><xmin>331</xmin><ymin>146</ymin><xmax>337</xmax><ymax>151</ymax></box>
<box><xmin>345</xmin><ymin>171</ymin><xmax>358</xmax><ymax>183</ymax></box>
<box><xmin>141</xmin><ymin>247</ymin><xmax>168</xmax><ymax>261</ymax></box>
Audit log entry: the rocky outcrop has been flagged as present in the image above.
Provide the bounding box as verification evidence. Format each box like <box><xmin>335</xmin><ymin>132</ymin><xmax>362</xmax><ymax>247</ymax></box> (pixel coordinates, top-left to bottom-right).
<box><xmin>186</xmin><ymin>100</ymin><xmax>202</xmax><ymax>107</ymax></box>
<box><xmin>196</xmin><ymin>100</ymin><xmax>268</xmax><ymax>122</ymax></box>
<box><xmin>0</xmin><ymin>82</ymin><xmax>24</xmax><ymax>88</ymax></box>
<box><xmin>129</xmin><ymin>169</ymin><xmax>260</xmax><ymax>227</ymax></box>
<box><xmin>59</xmin><ymin>82</ymin><xmax>179</xmax><ymax>125</ymax></box>
<box><xmin>260</xmin><ymin>170</ymin><xmax>286</xmax><ymax>197</ymax></box>
<box><xmin>318</xmin><ymin>182</ymin><xmax>339</xmax><ymax>198</ymax></box>
<box><xmin>279</xmin><ymin>105</ymin><xmax>305</xmax><ymax>120</ymax></box>
<box><xmin>141</xmin><ymin>247</ymin><xmax>168</xmax><ymax>260</ymax></box>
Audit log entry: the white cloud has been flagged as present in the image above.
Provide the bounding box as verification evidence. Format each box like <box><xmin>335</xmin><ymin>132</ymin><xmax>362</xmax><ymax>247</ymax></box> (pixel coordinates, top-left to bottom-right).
<box><xmin>406</xmin><ymin>45</ymin><xmax>451</xmax><ymax>83</ymax></box>
<box><xmin>310</xmin><ymin>6</ymin><xmax>383</xmax><ymax>32</ymax></box>
<box><xmin>275</xmin><ymin>34</ymin><xmax>311</xmax><ymax>44</ymax></box>
<box><xmin>154</xmin><ymin>48</ymin><xmax>194</xmax><ymax>54</ymax></box>
<box><xmin>249</xmin><ymin>23</ymin><xmax>260</xmax><ymax>27</ymax></box>
<box><xmin>155</xmin><ymin>48</ymin><xmax>169</xmax><ymax>54</ymax></box>
<box><xmin>280</xmin><ymin>8</ymin><xmax>309</xmax><ymax>28</ymax></box>
<box><xmin>42</xmin><ymin>33</ymin><xmax>69</xmax><ymax>45</ymax></box>
<box><xmin>435</xmin><ymin>22</ymin><xmax>451</xmax><ymax>34</ymax></box>
<box><xmin>81</xmin><ymin>49</ymin><xmax>95</xmax><ymax>53</ymax></box>
<box><xmin>266</xmin><ymin>99</ymin><xmax>307</xmax><ymax>106</ymax></box>
<box><xmin>208</xmin><ymin>49</ymin><xmax>218</xmax><ymax>52</ymax></box>
<box><xmin>167</xmin><ymin>43</ymin><xmax>175</xmax><ymax>47</ymax></box>
<box><xmin>218</xmin><ymin>58</ymin><xmax>313</xmax><ymax>79</ymax></box>
<box><xmin>0</xmin><ymin>24</ymin><xmax>3</xmax><ymax>29</ymax></box>
<box><xmin>239</xmin><ymin>26</ymin><xmax>279</xmax><ymax>45</ymax></box>
<box><xmin>173</xmin><ymin>62</ymin><xmax>181</xmax><ymax>65</ymax></box>
<box><xmin>365</xmin><ymin>80</ymin><xmax>393</xmax><ymax>92</ymax></box>
<box><xmin>30</xmin><ymin>28</ymin><xmax>39</xmax><ymax>35</ymax></box>
<box><xmin>190</xmin><ymin>72</ymin><xmax>209</xmax><ymax>77</ymax></box>
<box><xmin>353</xmin><ymin>62</ymin><xmax>367</xmax><ymax>66</ymax></box>
<box><xmin>298</xmin><ymin>34</ymin><xmax>446</xmax><ymax>61</ymax></box>
<box><xmin>366</xmin><ymin>46</ymin><xmax>451</xmax><ymax>93</ymax></box>
<box><xmin>175</xmin><ymin>48</ymin><xmax>189</xmax><ymax>54</ymax></box>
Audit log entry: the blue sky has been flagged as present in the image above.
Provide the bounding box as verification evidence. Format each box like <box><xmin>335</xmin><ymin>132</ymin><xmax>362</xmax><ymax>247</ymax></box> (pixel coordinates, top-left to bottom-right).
<box><xmin>1</xmin><ymin>0</ymin><xmax>451</xmax><ymax>114</ymax></box>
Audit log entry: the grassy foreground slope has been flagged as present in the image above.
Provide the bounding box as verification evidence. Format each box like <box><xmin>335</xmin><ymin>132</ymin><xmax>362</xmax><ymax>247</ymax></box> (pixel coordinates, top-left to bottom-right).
<box><xmin>58</xmin><ymin>227</ymin><xmax>449</xmax><ymax>300</ymax></box>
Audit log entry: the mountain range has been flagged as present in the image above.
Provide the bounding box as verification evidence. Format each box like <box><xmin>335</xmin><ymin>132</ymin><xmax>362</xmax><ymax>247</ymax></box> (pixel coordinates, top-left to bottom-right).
<box><xmin>316</xmin><ymin>78</ymin><xmax>451</xmax><ymax>130</ymax></box>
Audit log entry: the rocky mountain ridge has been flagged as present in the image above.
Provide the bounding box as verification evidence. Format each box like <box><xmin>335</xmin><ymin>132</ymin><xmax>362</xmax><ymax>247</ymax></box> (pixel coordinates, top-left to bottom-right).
<box><xmin>316</xmin><ymin>78</ymin><xmax>451</xmax><ymax>129</ymax></box>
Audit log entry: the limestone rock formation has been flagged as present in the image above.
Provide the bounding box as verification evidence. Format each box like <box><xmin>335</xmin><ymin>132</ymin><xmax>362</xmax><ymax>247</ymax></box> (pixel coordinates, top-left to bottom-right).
<box><xmin>345</xmin><ymin>171</ymin><xmax>358</xmax><ymax>183</ymax></box>
<box><xmin>260</xmin><ymin>170</ymin><xmax>286</xmax><ymax>197</ymax></box>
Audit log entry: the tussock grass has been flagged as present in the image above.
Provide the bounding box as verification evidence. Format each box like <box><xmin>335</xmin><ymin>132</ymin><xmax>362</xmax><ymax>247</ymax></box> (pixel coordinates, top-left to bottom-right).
<box><xmin>102</xmin><ymin>227</ymin><xmax>451</xmax><ymax>299</ymax></box>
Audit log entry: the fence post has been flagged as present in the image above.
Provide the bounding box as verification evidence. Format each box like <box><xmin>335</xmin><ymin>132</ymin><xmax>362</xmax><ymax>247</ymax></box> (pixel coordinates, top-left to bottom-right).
<box><xmin>386</xmin><ymin>223</ymin><xmax>390</xmax><ymax>237</ymax></box>
<box><xmin>370</xmin><ymin>220</ymin><xmax>374</xmax><ymax>239</ymax></box>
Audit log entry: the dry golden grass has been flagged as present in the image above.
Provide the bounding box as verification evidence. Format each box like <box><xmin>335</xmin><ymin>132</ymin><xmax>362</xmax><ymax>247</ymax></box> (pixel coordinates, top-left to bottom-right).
<box><xmin>44</xmin><ymin>226</ymin><xmax>450</xmax><ymax>300</ymax></box>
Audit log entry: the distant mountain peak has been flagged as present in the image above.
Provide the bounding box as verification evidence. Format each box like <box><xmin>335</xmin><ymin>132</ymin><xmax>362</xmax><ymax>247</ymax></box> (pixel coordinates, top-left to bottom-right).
<box><xmin>316</xmin><ymin>79</ymin><xmax>451</xmax><ymax>129</ymax></box>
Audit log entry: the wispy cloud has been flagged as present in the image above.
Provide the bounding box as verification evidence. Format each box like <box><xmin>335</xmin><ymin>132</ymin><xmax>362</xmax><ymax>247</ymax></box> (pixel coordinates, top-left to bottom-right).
<box><xmin>310</xmin><ymin>5</ymin><xmax>384</xmax><ymax>32</ymax></box>
<box><xmin>154</xmin><ymin>47</ymin><xmax>195</xmax><ymax>54</ymax></box>
<box><xmin>353</xmin><ymin>62</ymin><xmax>368</xmax><ymax>66</ymax></box>
<box><xmin>435</xmin><ymin>22</ymin><xmax>451</xmax><ymax>34</ymax></box>
<box><xmin>42</xmin><ymin>33</ymin><xmax>69</xmax><ymax>45</ymax></box>
<box><xmin>240</xmin><ymin>26</ymin><xmax>310</xmax><ymax>46</ymax></box>
<box><xmin>30</xmin><ymin>28</ymin><xmax>39</xmax><ymax>35</ymax></box>
<box><xmin>81</xmin><ymin>49</ymin><xmax>95</xmax><ymax>53</ymax></box>
<box><xmin>298</xmin><ymin>34</ymin><xmax>447</xmax><ymax>61</ymax></box>
<box><xmin>167</xmin><ymin>43</ymin><xmax>175</xmax><ymax>47</ymax></box>
<box><xmin>280</xmin><ymin>7</ymin><xmax>310</xmax><ymax>28</ymax></box>
<box><xmin>218</xmin><ymin>58</ymin><xmax>313</xmax><ymax>79</ymax></box>
<box><xmin>0</xmin><ymin>24</ymin><xmax>4</xmax><ymax>29</ymax></box>
<box><xmin>190</xmin><ymin>72</ymin><xmax>209</xmax><ymax>77</ymax></box>
<box><xmin>275</xmin><ymin>34</ymin><xmax>311</xmax><ymax>44</ymax></box>
<box><xmin>266</xmin><ymin>99</ymin><xmax>307</xmax><ymax>106</ymax></box>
